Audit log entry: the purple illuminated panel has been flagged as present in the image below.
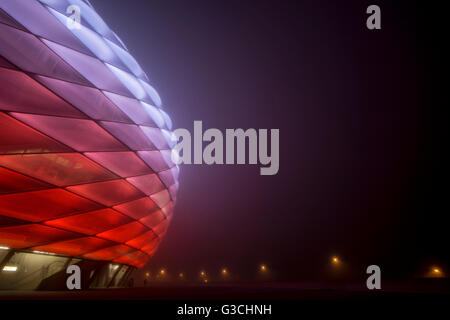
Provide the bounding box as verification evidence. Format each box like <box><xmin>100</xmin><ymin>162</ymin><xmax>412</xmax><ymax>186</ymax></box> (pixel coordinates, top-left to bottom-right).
<box><xmin>36</xmin><ymin>75</ymin><xmax>132</xmax><ymax>123</ymax></box>
<box><xmin>103</xmin><ymin>91</ymin><xmax>157</xmax><ymax>126</ymax></box>
<box><xmin>137</xmin><ymin>151</ymin><xmax>171</xmax><ymax>172</ymax></box>
<box><xmin>0</xmin><ymin>23</ymin><xmax>89</xmax><ymax>85</ymax></box>
<box><xmin>100</xmin><ymin>121</ymin><xmax>155</xmax><ymax>151</ymax></box>
<box><xmin>44</xmin><ymin>39</ymin><xmax>132</xmax><ymax>97</ymax></box>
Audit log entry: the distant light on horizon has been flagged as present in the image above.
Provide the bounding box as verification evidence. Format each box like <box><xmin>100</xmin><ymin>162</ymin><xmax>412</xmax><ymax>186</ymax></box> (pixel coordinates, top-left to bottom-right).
<box><xmin>160</xmin><ymin>268</ymin><xmax>166</xmax><ymax>275</ymax></box>
<box><xmin>331</xmin><ymin>256</ymin><xmax>340</xmax><ymax>265</ymax></box>
<box><xmin>260</xmin><ymin>264</ymin><xmax>267</xmax><ymax>272</ymax></box>
<box><xmin>432</xmin><ymin>267</ymin><xmax>442</xmax><ymax>275</ymax></box>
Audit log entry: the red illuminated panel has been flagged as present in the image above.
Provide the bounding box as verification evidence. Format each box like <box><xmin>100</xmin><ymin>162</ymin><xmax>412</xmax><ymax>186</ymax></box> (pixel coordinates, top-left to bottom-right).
<box><xmin>135</xmin><ymin>256</ymin><xmax>150</xmax><ymax>268</ymax></box>
<box><xmin>67</xmin><ymin>179</ymin><xmax>143</xmax><ymax>206</ymax></box>
<box><xmin>141</xmin><ymin>240</ymin><xmax>159</xmax><ymax>255</ymax></box>
<box><xmin>83</xmin><ymin>244</ymin><xmax>135</xmax><ymax>261</ymax></box>
<box><xmin>0</xmin><ymin>167</ymin><xmax>51</xmax><ymax>194</ymax></box>
<box><xmin>0</xmin><ymin>68</ymin><xmax>86</xmax><ymax>118</ymax></box>
<box><xmin>45</xmin><ymin>208</ymin><xmax>131</xmax><ymax>235</ymax></box>
<box><xmin>96</xmin><ymin>221</ymin><xmax>148</xmax><ymax>243</ymax></box>
<box><xmin>0</xmin><ymin>224</ymin><xmax>77</xmax><ymax>248</ymax></box>
<box><xmin>84</xmin><ymin>151</ymin><xmax>152</xmax><ymax>177</ymax></box>
<box><xmin>113</xmin><ymin>197</ymin><xmax>158</xmax><ymax>220</ymax></box>
<box><xmin>32</xmin><ymin>237</ymin><xmax>114</xmax><ymax>256</ymax></box>
<box><xmin>11</xmin><ymin>113</ymin><xmax>127</xmax><ymax>152</ymax></box>
<box><xmin>0</xmin><ymin>113</ymin><xmax>72</xmax><ymax>154</ymax></box>
<box><xmin>0</xmin><ymin>188</ymin><xmax>101</xmax><ymax>222</ymax></box>
<box><xmin>152</xmin><ymin>219</ymin><xmax>168</xmax><ymax>237</ymax></box>
<box><xmin>0</xmin><ymin>153</ymin><xmax>118</xmax><ymax>186</ymax></box>
<box><xmin>126</xmin><ymin>173</ymin><xmax>165</xmax><ymax>196</ymax></box>
<box><xmin>0</xmin><ymin>216</ymin><xmax>26</xmax><ymax>228</ymax></box>
<box><xmin>114</xmin><ymin>250</ymin><xmax>147</xmax><ymax>267</ymax></box>
<box><xmin>139</xmin><ymin>210</ymin><xmax>166</xmax><ymax>229</ymax></box>
<box><xmin>125</xmin><ymin>230</ymin><xmax>157</xmax><ymax>250</ymax></box>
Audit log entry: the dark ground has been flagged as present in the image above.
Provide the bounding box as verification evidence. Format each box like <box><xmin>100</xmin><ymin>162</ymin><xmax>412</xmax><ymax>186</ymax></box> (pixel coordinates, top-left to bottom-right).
<box><xmin>0</xmin><ymin>279</ymin><xmax>448</xmax><ymax>300</ymax></box>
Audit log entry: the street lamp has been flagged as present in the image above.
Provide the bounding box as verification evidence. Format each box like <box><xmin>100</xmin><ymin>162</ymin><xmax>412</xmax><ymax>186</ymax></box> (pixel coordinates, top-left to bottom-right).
<box><xmin>331</xmin><ymin>256</ymin><xmax>340</xmax><ymax>265</ymax></box>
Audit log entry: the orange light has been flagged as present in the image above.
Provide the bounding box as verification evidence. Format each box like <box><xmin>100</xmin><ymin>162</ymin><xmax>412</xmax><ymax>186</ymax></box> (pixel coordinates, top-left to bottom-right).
<box><xmin>260</xmin><ymin>264</ymin><xmax>267</xmax><ymax>271</ymax></box>
<box><xmin>433</xmin><ymin>268</ymin><xmax>441</xmax><ymax>274</ymax></box>
<box><xmin>179</xmin><ymin>272</ymin><xmax>184</xmax><ymax>278</ymax></box>
<box><xmin>331</xmin><ymin>256</ymin><xmax>340</xmax><ymax>264</ymax></box>
<box><xmin>221</xmin><ymin>268</ymin><xmax>228</xmax><ymax>275</ymax></box>
<box><xmin>203</xmin><ymin>279</ymin><xmax>208</xmax><ymax>283</ymax></box>
<box><xmin>160</xmin><ymin>268</ymin><xmax>166</xmax><ymax>275</ymax></box>
<box><xmin>145</xmin><ymin>272</ymin><xmax>150</xmax><ymax>278</ymax></box>
<box><xmin>200</xmin><ymin>270</ymin><xmax>206</xmax><ymax>277</ymax></box>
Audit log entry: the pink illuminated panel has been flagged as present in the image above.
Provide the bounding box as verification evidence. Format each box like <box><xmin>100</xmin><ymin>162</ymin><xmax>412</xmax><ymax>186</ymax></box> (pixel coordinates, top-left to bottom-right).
<box><xmin>85</xmin><ymin>151</ymin><xmax>152</xmax><ymax>177</ymax></box>
<box><xmin>0</xmin><ymin>68</ymin><xmax>86</xmax><ymax>118</ymax></box>
<box><xmin>0</xmin><ymin>113</ymin><xmax>72</xmax><ymax>154</ymax></box>
<box><xmin>126</xmin><ymin>173</ymin><xmax>165</xmax><ymax>196</ymax></box>
<box><xmin>0</xmin><ymin>153</ymin><xmax>118</xmax><ymax>186</ymax></box>
<box><xmin>11</xmin><ymin>113</ymin><xmax>127</xmax><ymax>152</ymax></box>
<box><xmin>67</xmin><ymin>179</ymin><xmax>144</xmax><ymax>207</ymax></box>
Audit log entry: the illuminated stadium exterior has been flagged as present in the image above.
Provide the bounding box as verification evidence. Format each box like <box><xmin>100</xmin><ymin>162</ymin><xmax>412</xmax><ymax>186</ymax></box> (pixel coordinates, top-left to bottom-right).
<box><xmin>0</xmin><ymin>0</ymin><xmax>178</xmax><ymax>289</ymax></box>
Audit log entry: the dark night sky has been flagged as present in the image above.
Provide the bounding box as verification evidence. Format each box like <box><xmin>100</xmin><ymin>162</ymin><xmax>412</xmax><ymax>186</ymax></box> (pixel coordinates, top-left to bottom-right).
<box><xmin>90</xmin><ymin>0</ymin><xmax>442</xmax><ymax>281</ymax></box>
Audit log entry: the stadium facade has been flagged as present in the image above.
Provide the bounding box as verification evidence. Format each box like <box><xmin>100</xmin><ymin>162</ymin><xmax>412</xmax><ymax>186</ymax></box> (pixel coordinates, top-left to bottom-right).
<box><xmin>0</xmin><ymin>0</ymin><xmax>178</xmax><ymax>289</ymax></box>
